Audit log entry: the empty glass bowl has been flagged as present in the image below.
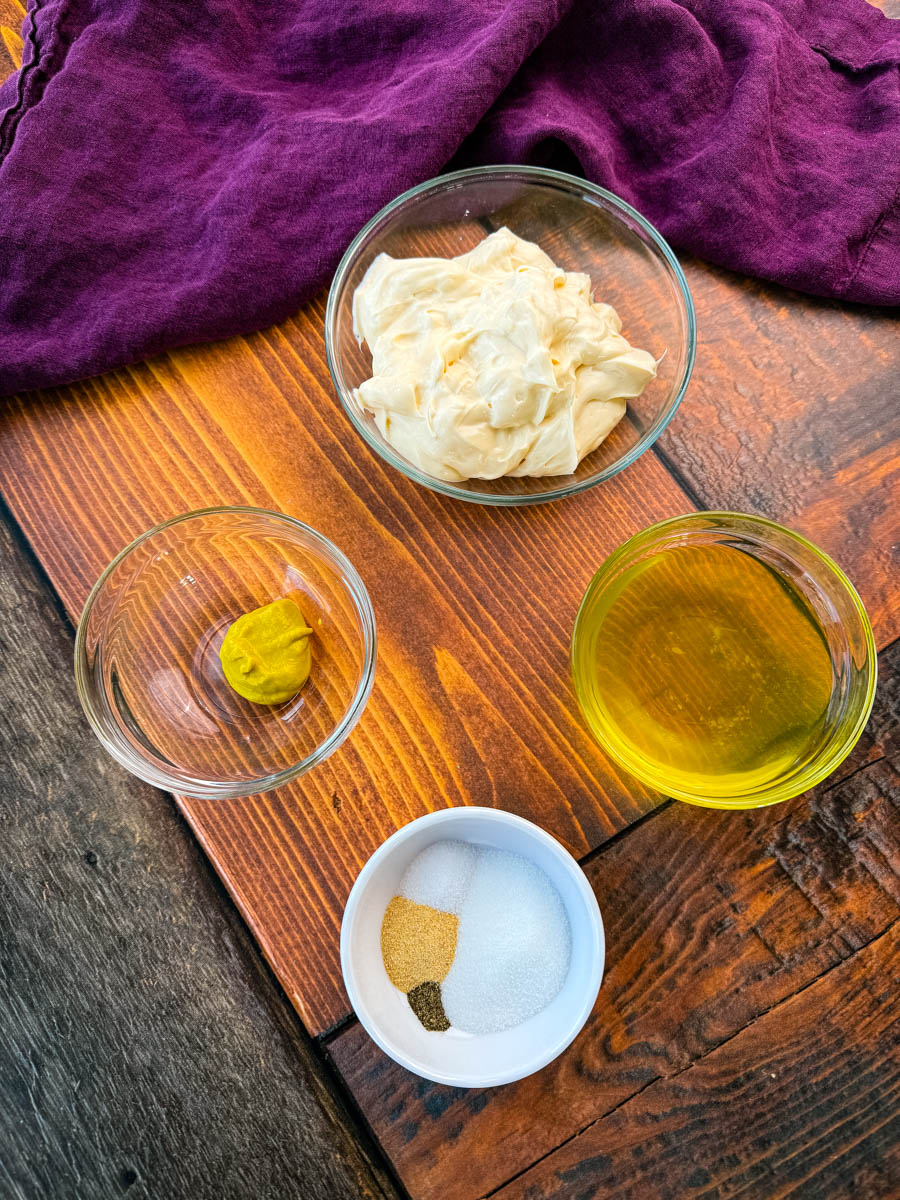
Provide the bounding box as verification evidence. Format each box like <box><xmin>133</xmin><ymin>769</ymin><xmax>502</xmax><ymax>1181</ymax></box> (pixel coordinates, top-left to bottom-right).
<box><xmin>75</xmin><ymin>507</ymin><xmax>376</xmax><ymax>799</ymax></box>
<box><xmin>325</xmin><ymin>165</ymin><xmax>696</xmax><ymax>505</ymax></box>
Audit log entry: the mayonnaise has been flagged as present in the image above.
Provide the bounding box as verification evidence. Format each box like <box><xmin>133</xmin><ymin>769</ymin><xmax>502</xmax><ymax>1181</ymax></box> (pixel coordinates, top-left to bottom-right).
<box><xmin>351</xmin><ymin>228</ymin><xmax>657</xmax><ymax>481</ymax></box>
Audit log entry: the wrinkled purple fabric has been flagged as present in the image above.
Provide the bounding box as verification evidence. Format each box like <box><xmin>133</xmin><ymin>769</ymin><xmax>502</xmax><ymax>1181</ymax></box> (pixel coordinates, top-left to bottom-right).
<box><xmin>0</xmin><ymin>0</ymin><xmax>898</xmax><ymax>395</ymax></box>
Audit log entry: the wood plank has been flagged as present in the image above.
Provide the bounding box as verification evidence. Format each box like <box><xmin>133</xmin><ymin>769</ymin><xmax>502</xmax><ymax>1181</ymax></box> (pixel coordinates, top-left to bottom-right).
<box><xmin>0</xmin><ymin>313</ymin><xmax>691</xmax><ymax>1034</ymax></box>
<box><xmin>659</xmin><ymin>259</ymin><xmax>900</xmax><ymax>646</ymax></box>
<box><xmin>493</xmin><ymin>922</ymin><xmax>900</xmax><ymax>1200</ymax></box>
<box><xmin>0</xmin><ymin>510</ymin><xmax>399</xmax><ymax>1200</ymax></box>
<box><xmin>0</xmin><ymin>0</ymin><xmax>23</xmax><ymax>71</ymax></box>
<box><xmin>329</xmin><ymin>651</ymin><xmax>899</xmax><ymax>1199</ymax></box>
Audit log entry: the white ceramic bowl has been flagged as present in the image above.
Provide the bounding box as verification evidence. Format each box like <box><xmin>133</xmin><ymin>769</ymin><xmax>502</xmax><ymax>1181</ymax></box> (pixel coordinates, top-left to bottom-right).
<box><xmin>340</xmin><ymin>807</ymin><xmax>605</xmax><ymax>1087</ymax></box>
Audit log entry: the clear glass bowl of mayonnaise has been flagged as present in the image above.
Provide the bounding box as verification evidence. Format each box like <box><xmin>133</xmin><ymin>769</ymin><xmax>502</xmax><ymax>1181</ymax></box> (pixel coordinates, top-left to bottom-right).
<box><xmin>326</xmin><ymin>165</ymin><xmax>696</xmax><ymax>505</ymax></box>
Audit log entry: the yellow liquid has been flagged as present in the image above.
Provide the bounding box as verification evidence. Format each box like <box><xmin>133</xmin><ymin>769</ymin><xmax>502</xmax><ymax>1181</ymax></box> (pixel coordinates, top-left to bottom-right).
<box><xmin>575</xmin><ymin>543</ymin><xmax>835</xmax><ymax>795</ymax></box>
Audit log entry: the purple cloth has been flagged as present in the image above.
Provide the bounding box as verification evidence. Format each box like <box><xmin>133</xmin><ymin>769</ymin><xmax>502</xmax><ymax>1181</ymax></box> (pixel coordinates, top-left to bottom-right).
<box><xmin>0</xmin><ymin>0</ymin><xmax>898</xmax><ymax>396</ymax></box>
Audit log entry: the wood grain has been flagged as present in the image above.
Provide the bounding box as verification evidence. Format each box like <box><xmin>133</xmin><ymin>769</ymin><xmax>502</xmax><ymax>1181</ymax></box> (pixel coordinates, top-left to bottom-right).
<box><xmin>0</xmin><ymin>0</ymin><xmax>24</xmax><ymax>73</ymax></box>
<box><xmin>0</xmin><ymin>0</ymin><xmax>683</xmax><ymax>1043</ymax></box>
<box><xmin>0</xmin><ymin>310</ymin><xmax>690</xmax><ymax>1033</ymax></box>
<box><xmin>0</xmin><ymin>509</ymin><xmax>399</xmax><ymax>1200</ymax></box>
<box><xmin>0</xmin><ymin>221</ymin><xmax>897</xmax><ymax>1044</ymax></box>
<box><xmin>329</xmin><ymin>649</ymin><xmax>899</xmax><ymax>1199</ymax></box>
<box><xmin>493</xmin><ymin>921</ymin><xmax>900</xmax><ymax>1200</ymax></box>
<box><xmin>658</xmin><ymin>261</ymin><xmax>900</xmax><ymax>646</ymax></box>
<box><xmin>828</xmin><ymin>638</ymin><xmax>900</xmax><ymax>787</ymax></box>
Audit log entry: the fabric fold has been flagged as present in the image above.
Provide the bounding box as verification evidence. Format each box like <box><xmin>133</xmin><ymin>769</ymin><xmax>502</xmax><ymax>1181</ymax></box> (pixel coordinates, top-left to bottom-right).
<box><xmin>0</xmin><ymin>0</ymin><xmax>897</xmax><ymax>396</ymax></box>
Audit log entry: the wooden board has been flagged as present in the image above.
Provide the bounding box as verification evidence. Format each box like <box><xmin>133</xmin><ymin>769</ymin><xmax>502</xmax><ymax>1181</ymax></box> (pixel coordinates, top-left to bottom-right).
<box><xmin>2</xmin><ymin>262</ymin><xmax>897</xmax><ymax>1038</ymax></box>
<box><xmin>0</xmin><ymin>309</ymin><xmax>692</xmax><ymax>1032</ymax></box>
<box><xmin>0</xmin><ymin>508</ymin><xmax>399</xmax><ymax>1200</ymax></box>
<box><xmin>492</xmin><ymin>922</ymin><xmax>900</xmax><ymax>1200</ymax></box>
<box><xmin>329</xmin><ymin>653</ymin><xmax>899</xmax><ymax>1197</ymax></box>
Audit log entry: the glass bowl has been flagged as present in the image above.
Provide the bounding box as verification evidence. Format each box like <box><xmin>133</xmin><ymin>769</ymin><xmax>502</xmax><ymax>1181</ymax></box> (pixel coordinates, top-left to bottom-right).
<box><xmin>325</xmin><ymin>165</ymin><xmax>696</xmax><ymax>505</ymax></box>
<box><xmin>75</xmin><ymin>507</ymin><xmax>377</xmax><ymax>799</ymax></box>
<box><xmin>571</xmin><ymin>513</ymin><xmax>877</xmax><ymax>808</ymax></box>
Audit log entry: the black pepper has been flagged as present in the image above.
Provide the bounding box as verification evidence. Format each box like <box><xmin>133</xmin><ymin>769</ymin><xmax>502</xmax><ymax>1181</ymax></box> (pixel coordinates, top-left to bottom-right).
<box><xmin>407</xmin><ymin>981</ymin><xmax>450</xmax><ymax>1032</ymax></box>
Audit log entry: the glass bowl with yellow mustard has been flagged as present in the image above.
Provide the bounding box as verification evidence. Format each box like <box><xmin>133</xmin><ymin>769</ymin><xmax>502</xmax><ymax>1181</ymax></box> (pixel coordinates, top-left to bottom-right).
<box><xmin>75</xmin><ymin>506</ymin><xmax>376</xmax><ymax>799</ymax></box>
<box><xmin>571</xmin><ymin>513</ymin><xmax>877</xmax><ymax>808</ymax></box>
<box><xmin>325</xmin><ymin>165</ymin><xmax>695</xmax><ymax>505</ymax></box>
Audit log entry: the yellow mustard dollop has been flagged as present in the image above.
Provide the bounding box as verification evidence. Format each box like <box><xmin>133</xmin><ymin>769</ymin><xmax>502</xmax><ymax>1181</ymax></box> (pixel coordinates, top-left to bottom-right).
<box><xmin>219</xmin><ymin>598</ymin><xmax>313</xmax><ymax>705</ymax></box>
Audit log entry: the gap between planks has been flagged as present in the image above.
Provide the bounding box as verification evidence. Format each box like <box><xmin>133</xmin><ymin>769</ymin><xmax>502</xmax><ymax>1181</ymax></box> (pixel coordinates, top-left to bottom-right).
<box><xmin>478</xmin><ymin>913</ymin><xmax>899</xmax><ymax>1200</ymax></box>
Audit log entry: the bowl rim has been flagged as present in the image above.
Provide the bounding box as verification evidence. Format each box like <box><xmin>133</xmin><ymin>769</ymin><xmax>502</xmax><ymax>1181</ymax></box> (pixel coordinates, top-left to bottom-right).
<box><xmin>340</xmin><ymin>806</ymin><xmax>605</xmax><ymax>1087</ymax></box>
<box><xmin>73</xmin><ymin>504</ymin><xmax>377</xmax><ymax>800</ymax></box>
<box><xmin>325</xmin><ymin>163</ymin><xmax>697</xmax><ymax>506</ymax></box>
<box><xmin>570</xmin><ymin>510</ymin><xmax>878</xmax><ymax>808</ymax></box>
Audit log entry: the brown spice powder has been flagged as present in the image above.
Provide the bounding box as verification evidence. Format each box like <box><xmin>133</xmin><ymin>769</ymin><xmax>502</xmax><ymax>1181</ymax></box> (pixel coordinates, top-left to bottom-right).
<box><xmin>380</xmin><ymin>896</ymin><xmax>457</xmax><ymax>992</ymax></box>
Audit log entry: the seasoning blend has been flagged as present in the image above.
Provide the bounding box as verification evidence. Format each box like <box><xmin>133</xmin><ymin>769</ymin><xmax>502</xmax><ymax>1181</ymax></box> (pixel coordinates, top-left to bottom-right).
<box><xmin>380</xmin><ymin>839</ymin><xmax>571</xmax><ymax>1035</ymax></box>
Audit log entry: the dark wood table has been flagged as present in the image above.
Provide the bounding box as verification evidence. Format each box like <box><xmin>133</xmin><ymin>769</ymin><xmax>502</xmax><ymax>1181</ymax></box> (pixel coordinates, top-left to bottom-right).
<box><xmin>1</xmin><ymin>5</ymin><xmax>897</xmax><ymax>1197</ymax></box>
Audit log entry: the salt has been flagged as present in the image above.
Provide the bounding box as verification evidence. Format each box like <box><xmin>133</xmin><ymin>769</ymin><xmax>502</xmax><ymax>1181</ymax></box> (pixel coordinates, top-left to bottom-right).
<box><xmin>388</xmin><ymin>839</ymin><xmax>572</xmax><ymax>1036</ymax></box>
<box><xmin>441</xmin><ymin>847</ymin><xmax>571</xmax><ymax>1036</ymax></box>
<box><xmin>400</xmin><ymin>839</ymin><xmax>477</xmax><ymax>916</ymax></box>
